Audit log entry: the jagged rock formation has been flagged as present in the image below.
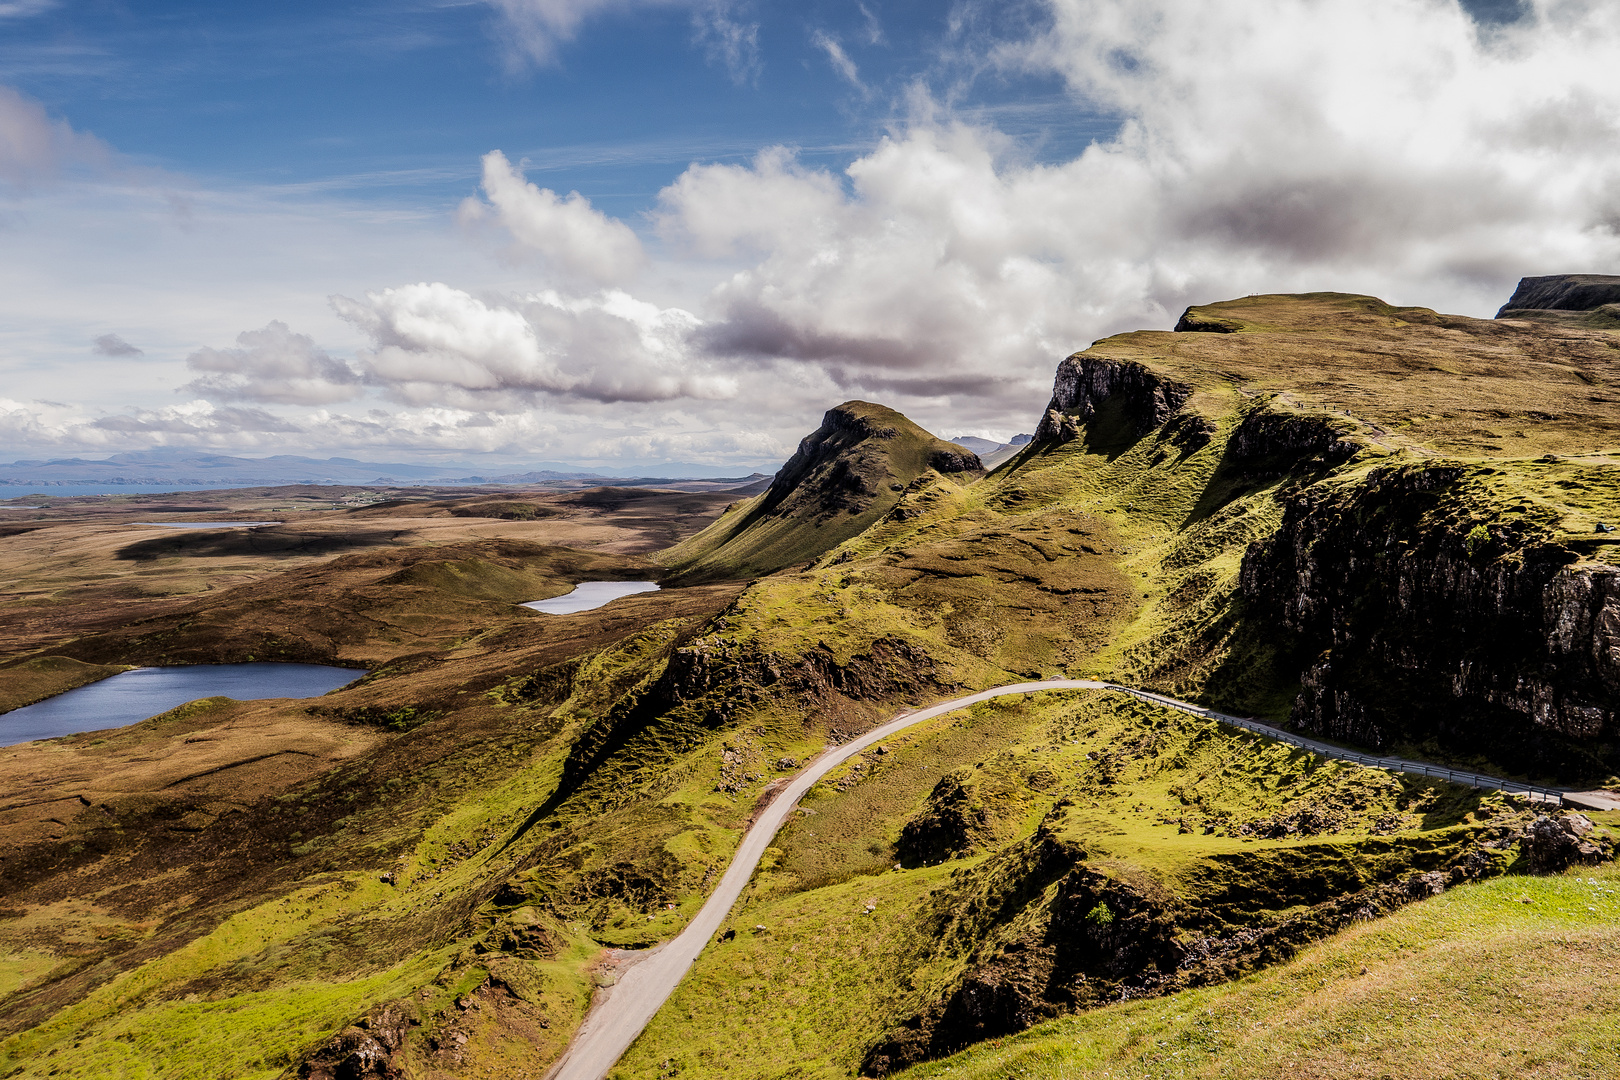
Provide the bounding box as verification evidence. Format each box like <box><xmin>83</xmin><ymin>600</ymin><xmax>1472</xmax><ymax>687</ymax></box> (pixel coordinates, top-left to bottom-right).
<box><xmin>1496</xmin><ymin>273</ymin><xmax>1620</xmax><ymax>329</ymax></box>
<box><xmin>1239</xmin><ymin>463</ymin><xmax>1620</xmax><ymax>779</ymax></box>
<box><xmin>662</xmin><ymin>401</ymin><xmax>982</xmax><ymax>581</ymax></box>
<box><xmin>1032</xmin><ymin>356</ymin><xmax>1194</xmax><ymax>446</ymax></box>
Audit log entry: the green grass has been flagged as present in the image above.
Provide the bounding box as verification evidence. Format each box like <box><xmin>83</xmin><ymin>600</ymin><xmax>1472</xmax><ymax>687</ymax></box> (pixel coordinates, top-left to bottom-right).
<box><xmin>901</xmin><ymin>863</ymin><xmax>1620</xmax><ymax>1080</ymax></box>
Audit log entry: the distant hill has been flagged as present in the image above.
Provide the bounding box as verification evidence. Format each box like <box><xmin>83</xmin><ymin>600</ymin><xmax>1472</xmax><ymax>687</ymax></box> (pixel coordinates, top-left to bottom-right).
<box><xmin>663</xmin><ymin>401</ymin><xmax>983</xmax><ymax>581</ymax></box>
<box><xmin>946</xmin><ymin>432</ymin><xmax>1032</xmax><ymax>470</ymax></box>
<box><xmin>0</xmin><ymin>449</ymin><xmax>775</xmax><ymax>492</ymax></box>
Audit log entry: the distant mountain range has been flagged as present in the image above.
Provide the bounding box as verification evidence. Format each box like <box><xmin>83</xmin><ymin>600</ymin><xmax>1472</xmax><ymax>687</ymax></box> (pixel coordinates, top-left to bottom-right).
<box><xmin>946</xmin><ymin>432</ymin><xmax>1032</xmax><ymax>469</ymax></box>
<box><xmin>0</xmin><ymin>449</ymin><xmax>775</xmax><ymax>489</ymax></box>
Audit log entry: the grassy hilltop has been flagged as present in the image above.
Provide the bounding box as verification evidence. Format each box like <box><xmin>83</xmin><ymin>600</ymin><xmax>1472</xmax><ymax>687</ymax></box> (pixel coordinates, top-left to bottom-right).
<box><xmin>0</xmin><ymin>291</ymin><xmax>1617</xmax><ymax>1079</ymax></box>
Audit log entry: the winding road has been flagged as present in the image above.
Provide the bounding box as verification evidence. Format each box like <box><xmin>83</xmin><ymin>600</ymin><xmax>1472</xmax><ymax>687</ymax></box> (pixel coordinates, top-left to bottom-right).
<box><xmin>544</xmin><ymin>677</ymin><xmax>1602</xmax><ymax>1080</ymax></box>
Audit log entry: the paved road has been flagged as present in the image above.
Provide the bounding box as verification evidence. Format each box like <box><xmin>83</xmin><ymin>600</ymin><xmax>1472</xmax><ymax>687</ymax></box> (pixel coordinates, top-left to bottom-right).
<box><xmin>544</xmin><ymin>677</ymin><xmax>1596</xmax><ymax>1080</ymax></box>
<box><xmin>544</xmin><ymin>679</ymin><xmax>1104</xmax><ymax>1080</ymax></box>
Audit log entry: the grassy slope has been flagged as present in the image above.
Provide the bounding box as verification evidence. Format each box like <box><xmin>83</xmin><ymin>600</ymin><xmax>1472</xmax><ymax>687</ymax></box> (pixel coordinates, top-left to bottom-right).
<box><xmin>904</xmin><ymin>861</ymin><xmax>1620</xmax><ymax>1080</ymax></box>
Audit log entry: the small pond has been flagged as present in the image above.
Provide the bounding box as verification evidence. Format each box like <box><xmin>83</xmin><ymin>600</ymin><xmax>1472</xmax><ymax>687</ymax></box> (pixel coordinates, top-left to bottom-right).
<box><xmin>522</xmin><ymin>580</ymin><xmax>661</xmax><ymax>615</ymax></box>
<box><xmin>1</xmin><ymin>663</ymin><xmax>364</xmax><ymax>747</ymax></box>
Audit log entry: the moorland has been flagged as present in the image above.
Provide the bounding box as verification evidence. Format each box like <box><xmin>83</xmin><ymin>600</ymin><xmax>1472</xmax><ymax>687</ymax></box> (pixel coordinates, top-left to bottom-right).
<box><xmin>1</xmin><ymin>280</ymin><xmax>1619</xmax><ymax>1080</ymax></box>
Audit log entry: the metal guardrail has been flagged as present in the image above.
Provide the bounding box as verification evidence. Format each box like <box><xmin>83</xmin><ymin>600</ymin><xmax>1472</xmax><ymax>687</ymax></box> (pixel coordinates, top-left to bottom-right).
<box><xmin>1099</xmin><ymin>684</ymin><xmax>1565</xmax><ymax>807</ymax></box>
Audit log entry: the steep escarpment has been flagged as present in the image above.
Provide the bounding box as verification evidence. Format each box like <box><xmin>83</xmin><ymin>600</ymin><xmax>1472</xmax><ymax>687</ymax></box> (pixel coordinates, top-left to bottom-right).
<box><xmin>1240</xmin><ymin>462</ymin><xmax>1620</xmax><ymax>781</ymax></box>
<box><xmin>1496</xmin><ymin>273</ymin><xmax>1620</xmax><ymax>329</ymax></box>
<box><xmin>663</xmin><ymin>401</ymin><xmax>982</xmax><ymax>582</ymax></box>
<box><xmin>1032</xmin><ymin>355</ymin><xmax>1194</xmax><ymax>448</ymax></box>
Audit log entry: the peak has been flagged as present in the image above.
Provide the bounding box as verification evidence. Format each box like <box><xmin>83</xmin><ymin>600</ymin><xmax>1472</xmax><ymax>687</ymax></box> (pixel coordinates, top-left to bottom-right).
<box><xmin>663</xmin><ymin>400</ymin><xmax>982</xmax><ymax>581</ymax></box>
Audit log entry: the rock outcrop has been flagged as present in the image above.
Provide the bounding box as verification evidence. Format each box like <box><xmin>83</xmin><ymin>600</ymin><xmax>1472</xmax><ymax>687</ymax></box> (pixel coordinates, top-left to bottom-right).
<box><xmin>1496</xmin><ymin>274</ymin><xmax>1620</xmax><ymax>316</ymax></box>
<box><xmin>1225</xmin><ymin>404</ymin><xmax>1361</xmax><ymax>472</ymax></box>
<box><xmin>1239</xmin><ymin>463</ymin><xmax>1620</xmax><ymax>779</ymax></box>
<box><xmin>1033</xmin><ymin>356</ymin><xmax>1193</xmax><ymax>446</ymax></box>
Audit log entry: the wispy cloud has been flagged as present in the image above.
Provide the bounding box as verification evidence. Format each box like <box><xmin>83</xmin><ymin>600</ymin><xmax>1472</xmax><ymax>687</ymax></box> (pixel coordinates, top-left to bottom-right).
<box><xmin>858</xmin><ymin>2</ymin><xmax>885</xmax><ymax>45</ymax></box>
<box><xmin>0</xmin><ymin>0</ymin><xmax>56</xmax><ymax>18</ymax></box>
<box><xmin>479</xmin><ymin>0</ymin><xmax>687</xmax><ymax>67</ymax></box>
<box><xmin>692</xmin><ymin>1</ymin><xmax>761</xmax><ymax>85</ymax></box>
<box><xmin>811</xmin><ymin>30</ymin><xmax>866</xmax><ymax>94</ymax></box>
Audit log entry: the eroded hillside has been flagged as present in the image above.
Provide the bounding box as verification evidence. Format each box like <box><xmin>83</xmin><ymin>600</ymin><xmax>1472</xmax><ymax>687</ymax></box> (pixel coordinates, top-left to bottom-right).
<box><xmin>2</xmin><ymin>290</ymin><xmax>1618</xmax><ymax>1080</ymax></box>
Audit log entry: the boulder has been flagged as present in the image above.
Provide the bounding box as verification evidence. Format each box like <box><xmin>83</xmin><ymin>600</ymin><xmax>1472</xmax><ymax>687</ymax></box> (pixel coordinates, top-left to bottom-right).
<box><xmin>1521</xmin><ymin>813</ymin><xmax>1609</xmax><ymax>873</ymax></box>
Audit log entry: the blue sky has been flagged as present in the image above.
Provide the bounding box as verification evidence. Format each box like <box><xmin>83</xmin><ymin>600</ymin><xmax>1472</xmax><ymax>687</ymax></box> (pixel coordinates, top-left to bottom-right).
<box><xmin>1</xmin><ymin>0</ymin><xmax>1616</xmax><ymax>470</ymax></box>
<box><xmin>3</xmin><ymin>1</ymin><xmax>1107</xmax><ymax>216</ymax></box>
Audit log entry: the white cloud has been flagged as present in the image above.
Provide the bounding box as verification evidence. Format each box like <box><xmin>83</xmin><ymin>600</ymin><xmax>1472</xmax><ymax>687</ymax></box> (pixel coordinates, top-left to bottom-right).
<box><xmin>459</xmin><ymin>150</ymin><xmax>645</xmax><ymax>285</ymax></box>
<box><xmin>858</xmin><ymin>3</ymin><xmax>885</xmax><ymax>46</ymax></box>
<box><xmin>183</xmin><ymin>320</ymin><xmax>363</xmax><ymax>405</ymax></box>
<box><xmin>692</xmin><ymin>2</ymin><xmax>761</xmax><ymax>85</ymax></box>
<box><xmin>644</xmin><ymin>0</ymin><xmax>1620</xmax><ymax>422</ymax></box>
<box><xmin>330</xmin><ymin>281</ymin><xmax>733</xmax><ymax>406</ymax></box>
<box><xmin>0</xmin><ymin>83</ymin><xmax>109</xmax><ymax>189</ymax></box>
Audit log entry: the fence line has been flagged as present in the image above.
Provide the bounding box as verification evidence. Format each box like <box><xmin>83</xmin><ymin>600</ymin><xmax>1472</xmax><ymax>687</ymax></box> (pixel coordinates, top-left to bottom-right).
<box><xmin>1097</xmin><ymin>683</ymin><xmax>1564</xmax><ymax>807</ymax></box>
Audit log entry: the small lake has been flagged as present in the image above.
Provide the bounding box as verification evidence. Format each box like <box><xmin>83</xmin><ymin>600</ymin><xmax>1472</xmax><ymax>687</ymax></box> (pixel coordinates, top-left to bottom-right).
<box><xmin>522</xmin><ymin>580</ymin><xmax>661</xmax><ymax>615</ymax></box>
<box><xmin>0</xmin><ymin>663</ymin><xmax>364</xmax><ymax>747</ymax></box>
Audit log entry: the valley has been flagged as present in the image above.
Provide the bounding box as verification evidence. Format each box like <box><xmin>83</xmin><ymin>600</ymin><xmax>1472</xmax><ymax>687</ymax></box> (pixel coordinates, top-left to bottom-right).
<box><xmin>1</xmin><ymin>285</ymin><xmax>1619</xmax><ymax>1079</ymax></box>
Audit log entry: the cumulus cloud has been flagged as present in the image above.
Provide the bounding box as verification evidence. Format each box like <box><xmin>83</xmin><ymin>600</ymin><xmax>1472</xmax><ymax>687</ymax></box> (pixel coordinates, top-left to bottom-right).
<box><xmin>1000</xmin><ymin>0</ymin><xmax>1620</xmax><ymax>283</ymax></box>
<box><xmin>638</xmin><ymin>0</ymin><xmax>1620</xmax><ymax>422</ymax></box>
<box><xmin>91</xmin><ymin>333</ymin><xmax>142</xmax><ymax>357</ymax></box>
<box><xmin>330</xmin><ymin>281</ymin><xmax>733</xmax><ymax>407</ymax></box>
<box><xmin>459</xmin><ymin>150</ymin><xmax>645</xmax><ymax>285</ymax></box>
<box><xmin>182</xmin><ymin>321</ymin><xmax>363</xmax><ymax>405</ymax></box>
<box><xmin>0</xmin><ymin>84</ymin><xmax>110</xmax><ymax>189</ymax></box>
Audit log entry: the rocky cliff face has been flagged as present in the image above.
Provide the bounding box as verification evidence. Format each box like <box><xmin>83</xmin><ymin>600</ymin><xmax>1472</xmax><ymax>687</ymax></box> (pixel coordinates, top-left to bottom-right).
<box><xmin>1496</xmin><ymin>274</ymin><xmax>1620</xmax><ymax>316</ymax></box>
<box><xmin>1033</xmin><ymin>356</ymin><xmax>1193</xmax><ymax>446</ymax></box>
<box><xmin>1495</xmin><ymin>274</ymin><xmax>1620</xmax><ymax>329</ymax></box>
<box><xmin>1239</xmin><ymin>464</ymin><xmax>1620</xmax><ymax>779</ymax></box>
<box><xmin>1225</xmin><ymin>404</ymin><xmax>1361</xmax><ymax>472</ymax></box>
